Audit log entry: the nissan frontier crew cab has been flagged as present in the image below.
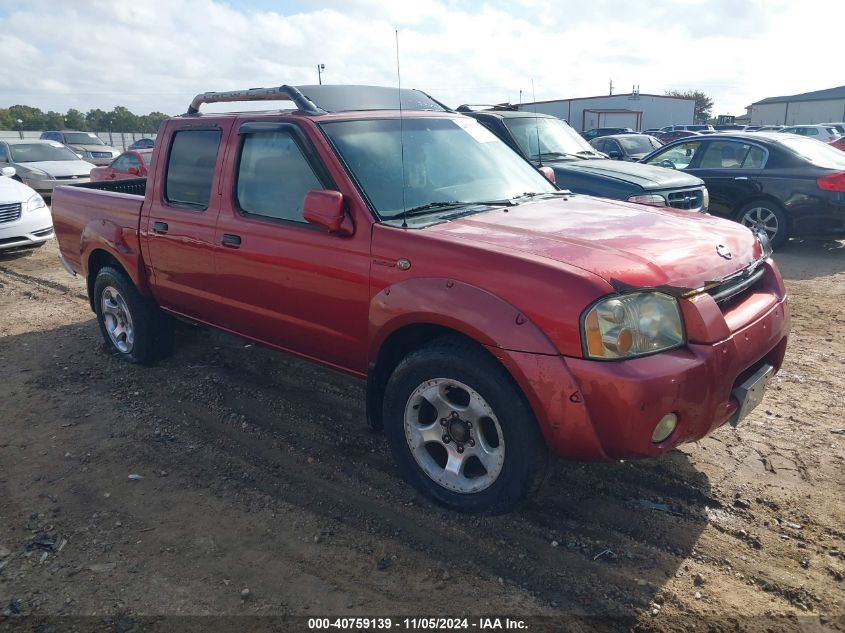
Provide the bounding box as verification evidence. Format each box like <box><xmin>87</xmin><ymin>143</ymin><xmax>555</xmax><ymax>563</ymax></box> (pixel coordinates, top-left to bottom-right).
<box><xmin>51</xmin><ymin>85</ymin><xmax>790</xmax><ymax>513</ymax></box>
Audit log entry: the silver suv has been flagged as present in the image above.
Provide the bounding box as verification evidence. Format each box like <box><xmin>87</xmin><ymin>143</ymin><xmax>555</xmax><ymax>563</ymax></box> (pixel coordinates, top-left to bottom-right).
<box><xmin>39</xmin><ymin>131</ymin><xmax>120</xmax><ymax>166</ymax></box>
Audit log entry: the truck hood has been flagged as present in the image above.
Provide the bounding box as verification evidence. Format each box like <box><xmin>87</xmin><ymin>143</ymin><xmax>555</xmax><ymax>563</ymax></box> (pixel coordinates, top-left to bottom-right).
<box><xmin>549</xmin><ymin>158</ymin><xmax>703</xmax><ymax>190</ymax></box>
<box><xmin>69</xmin><ymin>144</ymin><xmax>117</xmax><ymax>154</ymax></box>
<box><xmin>427</xmin><ymin>195</ymin><xmax>761</xmax><ymax>290</ymax></box>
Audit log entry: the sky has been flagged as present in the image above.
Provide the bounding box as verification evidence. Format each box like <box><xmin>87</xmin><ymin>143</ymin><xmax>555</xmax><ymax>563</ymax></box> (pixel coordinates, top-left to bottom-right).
<box><xmin>0</xmin><ymin>0</ymin><xmax>843</xmax><ymax>117</ymax></box>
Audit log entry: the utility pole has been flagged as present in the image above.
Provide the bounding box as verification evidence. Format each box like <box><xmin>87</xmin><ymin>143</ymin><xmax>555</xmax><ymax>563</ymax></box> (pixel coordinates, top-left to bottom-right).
<box><xmin>317</xmin><ymin>63</ymin><xmax>325</xmax><ymax>85</ymax></box>
<box><xmin>609</xmin><ymin>79</ymin><xmax>614</xmax><ymax>96</ymax></box>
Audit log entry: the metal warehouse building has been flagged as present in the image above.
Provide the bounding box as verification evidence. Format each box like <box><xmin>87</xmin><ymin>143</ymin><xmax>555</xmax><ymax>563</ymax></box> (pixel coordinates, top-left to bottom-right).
<box><xmin>749</xmin><ymin>85</ymin><xmax>845</xmax><ymax>125</ymax></box>
<box><xmin>517</xmin><ymin>92</ymin><xmax>696</xmax><ymax>132</ymax></box>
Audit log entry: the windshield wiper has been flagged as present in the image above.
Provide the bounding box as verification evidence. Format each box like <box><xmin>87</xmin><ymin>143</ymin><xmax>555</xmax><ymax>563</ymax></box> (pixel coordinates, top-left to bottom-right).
<box><xmin>397</xmin><ymin>199</ymin><xmax>517</xmax><ymax>219</ymax></box>
<box><xmin>532</xmin><ymin>151</ymin><xmax>577</xmax><ymax>160</ymax></box>
<box><xmin>576</xmin><ymin>150</ymin><xmax>599</xmax><ymax>156</ymax></box>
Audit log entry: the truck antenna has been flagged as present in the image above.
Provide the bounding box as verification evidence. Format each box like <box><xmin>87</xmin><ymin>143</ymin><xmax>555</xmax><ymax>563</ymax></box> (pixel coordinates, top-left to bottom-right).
<box><xmin>532</xmin><ymin>78</ymin><xmax>542</xmax><ymax>168</ymax></box>
<box><xmin>396</xmin><ymin>29</ymin><xmax>408</xmax><ymax>229</ymax></box>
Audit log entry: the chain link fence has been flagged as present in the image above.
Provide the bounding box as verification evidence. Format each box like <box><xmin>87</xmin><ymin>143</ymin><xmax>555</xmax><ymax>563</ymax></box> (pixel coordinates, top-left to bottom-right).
<box><xmin>0</xmin><ymin>130</ymin><xmax>157</xmax><ymax>151</ymax></box>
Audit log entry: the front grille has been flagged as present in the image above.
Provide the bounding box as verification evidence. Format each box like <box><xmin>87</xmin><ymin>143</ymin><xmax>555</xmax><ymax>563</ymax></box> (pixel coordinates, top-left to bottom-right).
<box><xmin>667</xmin><ymin>189</ymin><xmax>704</xmax><ymax>211</ymax></box>
<box><xmin>706</xmin><ymin>263</ymin><xmax>765</xmax><ymax>305</ymax></box>
<box><xmin>0</xmin><ymin>202</ymin><xmax>22</xmax><ymax>224</ymax></box>
<box><xmin>92</xmin><ymin>152</ymin><xmax>112</xmax><ymax>158</ymax></box>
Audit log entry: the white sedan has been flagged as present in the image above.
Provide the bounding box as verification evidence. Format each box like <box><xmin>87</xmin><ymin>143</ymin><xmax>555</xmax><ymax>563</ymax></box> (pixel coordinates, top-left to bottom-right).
<box><xmin>0</xmin><ymin>139</ymin><xmax>94</xmax><ymax>197</ymax></box>
<box><xmin>0</xmin><ymin>167</ymin><xmax>53</xmax><ymax>251</ymax></box>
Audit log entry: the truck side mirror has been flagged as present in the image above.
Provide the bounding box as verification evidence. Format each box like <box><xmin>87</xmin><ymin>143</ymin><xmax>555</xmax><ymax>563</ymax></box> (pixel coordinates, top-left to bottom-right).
<box><xmin>538</xmin><ymin>166</ymin><xmax>555</xmax><ymax>184</ymax></box>
<box><xmin>303</xmin><ymin>190</ymin><xmax>352</xmax><ymax>235</ymax></box>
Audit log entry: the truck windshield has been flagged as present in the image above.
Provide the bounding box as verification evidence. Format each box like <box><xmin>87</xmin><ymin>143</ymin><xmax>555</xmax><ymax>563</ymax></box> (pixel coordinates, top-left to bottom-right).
<box><xmin>321</xmin><ymin>117</ymin><xmax>556</xmax><ymax>220</ymax></box>
<box><xmin>63</xmin><ymin>133</ymin><xmax>105</xmax><ymax>145</ymax></box>
<box><xmin>10</xmin><ymin>143</ymin><xmax>81</xmax><ymax>162</ymax></box>
<box><xmin>503</xmin><ymin>117</ymin><xmax>602</xmax><ymax>161</ymax></box>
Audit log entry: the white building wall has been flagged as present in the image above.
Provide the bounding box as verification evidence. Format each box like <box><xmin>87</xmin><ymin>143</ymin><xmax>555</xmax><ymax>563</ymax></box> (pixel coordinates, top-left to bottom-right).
<box><xmin>750</xmin><ymin>99</ymin><xmax>845</xmax><ymax>125</ymax></box>
<box><xmin>519</xmin><ymin>94</ymin><xmax>695</xmax><ymax>131</ymax></box>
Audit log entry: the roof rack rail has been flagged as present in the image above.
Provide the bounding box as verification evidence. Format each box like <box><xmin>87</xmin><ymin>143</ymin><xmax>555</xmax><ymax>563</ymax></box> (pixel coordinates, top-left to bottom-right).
<box><xmin>186</xmin><ymin>85</ymin><xmax>324</xmax><ymax>115</ymax></box>
<box><xmin>456</xmin><ymin>103</ymin><xmax>519</xmax><ymax>112</ymax></box>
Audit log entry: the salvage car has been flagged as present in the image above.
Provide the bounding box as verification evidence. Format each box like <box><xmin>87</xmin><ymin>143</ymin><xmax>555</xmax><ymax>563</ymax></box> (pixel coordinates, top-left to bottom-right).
<box><xmin>641</xmin><ymin>132</ymin><xmax>845</xmax><ymax>248</ymax></box>
<box><xmin>90</xmin><ymin>149</ymin><xmax>152</xmax><ymax>182</ymax></box>
<box><xmin>0</xmin><ymin>166</ymin><xmax>53</xmax><ymax>251</ymax></box>
<box><xmin>40</xmin><ymin>131</ymin><xmax>121</xmax><ymax>166</ymax></box>
<box><xmin>0</xmin><ymin>139</ymin><xmax>93</xmax><ymax>197</ymax></box>
<box><xmin>51</xmin><ymin>85</ymin><xmax>789</xmax><ymax>513</ymax></box>
<box><xmin>459</xmin><ymin>106</ymin><xmax>707</xmax><ymax>211</ymax></box>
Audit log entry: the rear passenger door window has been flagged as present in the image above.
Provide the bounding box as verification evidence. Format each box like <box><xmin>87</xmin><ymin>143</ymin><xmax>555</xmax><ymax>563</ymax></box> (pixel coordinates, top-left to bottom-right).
<box><xmin>235</xmin><ymin>131</ymin><xmax>323</xmax><ymax>223</ymax></box>
<box><xmin>165</xmin><ymin>129</ymin><xmax>221</xmax><ymax>209</ymax></box>
<box><xmin>696</xmin><ymin>141</ymin><xmax>763</xmax><ymax>169</ymax></box>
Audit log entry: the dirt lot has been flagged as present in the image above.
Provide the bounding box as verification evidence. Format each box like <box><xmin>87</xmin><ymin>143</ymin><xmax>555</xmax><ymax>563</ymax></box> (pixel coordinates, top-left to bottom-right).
<box><xmin>1</xmin><ymin>239</ymin><xmax>843</xmax><ymax>632</ymax></box>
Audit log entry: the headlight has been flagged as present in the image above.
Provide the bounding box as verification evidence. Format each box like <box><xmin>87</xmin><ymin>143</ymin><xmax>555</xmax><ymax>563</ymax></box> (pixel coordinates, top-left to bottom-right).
<box><xmin>25</xmin><ymin>168</ymin><xmax>51</xmax><ymax>180</ymax></box>
<box><xmin>755</xmin><ymin>228</ymin><xmax>773</xmax><ymax>259</ymax></box>
<box><xmin>23</xmin><ymin>193</ymin><xmax>46</xmax><ymax>213</ymax></box>
<box><xmin>626</xmin><ymin>194</ymin><xmax>666</xmax><ymax>207</ymax></box>
<box><xmin>582</xmin><ymin>292</ymin><xmax>685</xmax><ymax>359</ymax></box>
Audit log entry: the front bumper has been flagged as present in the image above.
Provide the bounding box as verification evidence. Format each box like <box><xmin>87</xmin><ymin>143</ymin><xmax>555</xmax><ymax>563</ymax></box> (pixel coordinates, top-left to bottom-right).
<box><xmin>0</xmin><ymin>205</ymin><xmax>54</xmax><ymax>250</ymax></box>
<box><xmin>494</xmin><ymin>265</ymin><xmax>790</xmax><ymax>461</ymax></box>
<box><xmin>24</xmin><ymin>177</ymin><xmax>91</xmax><ymax>195</ymax></box>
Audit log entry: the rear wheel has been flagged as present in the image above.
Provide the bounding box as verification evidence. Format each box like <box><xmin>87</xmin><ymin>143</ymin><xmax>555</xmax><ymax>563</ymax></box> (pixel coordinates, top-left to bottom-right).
<box><xmin>383</xmin><ymin>337</ymin><xmax>548</xmax><ymax>514</ymax></box>
<box><xmin>93</xmin><ymin>266</ymin><xmax>173</xmax><ymax>364</ymax></box>
<box><xmin>737</xmin><ymin>200</ymin><xmax>788</xmax><ymax>249</ymax></box>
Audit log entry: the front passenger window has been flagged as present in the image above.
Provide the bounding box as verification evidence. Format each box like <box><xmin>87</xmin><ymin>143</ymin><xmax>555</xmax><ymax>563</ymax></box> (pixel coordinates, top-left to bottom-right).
<box><xmin>646</xmin><ymin>141</ymin><xmax>701</xmax><ymax>169</ymax></box>
<box><xmin>236</xmin><ymin>131</ymin><xmax>323</xmax><ymax>223</ymax></box>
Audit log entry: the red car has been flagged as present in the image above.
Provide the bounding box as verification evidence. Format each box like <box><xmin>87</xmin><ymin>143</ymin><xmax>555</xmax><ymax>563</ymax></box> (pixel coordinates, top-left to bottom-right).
<box><xmin>50</xmin><ymin>85</ymin><xmax>789</xmax><ymax>513</ymax></box>
<box><xmin>89</xmin><ymin>149</ymin><xmax>153</xmax><ymax>181</ymax></box>
<box><xmin>829</xmin><ymin>136</ymin><xmax>845</xmax><ymax>152</ymax></box>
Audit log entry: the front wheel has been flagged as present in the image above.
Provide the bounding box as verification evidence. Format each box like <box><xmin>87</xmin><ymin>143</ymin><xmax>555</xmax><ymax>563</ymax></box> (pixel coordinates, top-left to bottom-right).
<box><xmin>93</xmin><ymin>266</ymin><xmax>173</xmax><ymax>364</ymax></box>
<box><xmin>737</xmin><ymin>200</ymin><xmax>788</xmax><ymax>249</ymax></box>
<box><xmin>383</xmin><ymin>337</ymin><xmax>548</xmax><ymax>514</ymax></box>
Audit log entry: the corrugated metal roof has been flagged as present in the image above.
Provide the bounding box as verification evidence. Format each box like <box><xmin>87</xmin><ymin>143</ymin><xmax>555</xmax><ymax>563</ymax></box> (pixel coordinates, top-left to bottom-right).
<box><xmin>752</xmin><ymin>85</ymin><xmax>845</xmax><ymax>105</ymax></box>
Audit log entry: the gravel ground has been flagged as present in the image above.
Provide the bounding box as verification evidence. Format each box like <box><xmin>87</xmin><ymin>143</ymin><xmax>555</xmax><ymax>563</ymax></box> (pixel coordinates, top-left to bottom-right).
<box><xmin>0</xmin><ymin>238</ymin><xmax>843</xmax><ymax>632</ymax></box>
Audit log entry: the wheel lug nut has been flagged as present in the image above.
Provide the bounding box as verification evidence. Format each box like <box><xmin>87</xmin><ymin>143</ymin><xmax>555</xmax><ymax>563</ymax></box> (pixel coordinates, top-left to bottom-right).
<box><xmin>466</xmin><ymin>421</ymin><xmax>472</xmax><ymax>428</ymax></box>
<box><xmin>456</xmin><ymin>445</ymin><xmax>464</xmax><ymax>454</ymax></box>
<box><xmin>468</xmin><ymin>438</ymin><xmax>475</xmax><ymax>446</ymax></box>
<box><xmin>442</xmin><ymin>434</ymin><xmax>451</xmax><ymax>443</ymax></box>
<box><xmin>440</xmin><ymin>419</ymin><xmax>447</xmax><ymax>426</ymax></box>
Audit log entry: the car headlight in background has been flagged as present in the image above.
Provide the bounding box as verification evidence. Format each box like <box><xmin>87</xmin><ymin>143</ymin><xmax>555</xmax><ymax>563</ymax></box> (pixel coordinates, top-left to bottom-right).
<box><xmin>24</xmin><ymin>168</ymin><xmax>51</xmax><ymax>180</ymax></box>
<box><xmin>23</xmin><ymin>193</ymin><xmax>46</xmax><ymax>213</ymax></box>
<box><xmin>755</xmin><ymin>228</ymin><xmax>773</xmax><ymax>259</ymax></box>
<box><xmin>582</xmin><ymin>292</ymin><xmax>685</xmax><ymax>359</ymax></box>
<box><xmin>626</xmin><ymin>193</ymin><xmax>667</xmax><ymax>207</ymax></box>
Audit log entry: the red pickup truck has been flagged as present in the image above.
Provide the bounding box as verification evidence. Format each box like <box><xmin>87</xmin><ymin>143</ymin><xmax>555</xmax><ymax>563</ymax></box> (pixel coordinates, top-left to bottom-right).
<box><xmin>51</xmin><ymin>85</ymin><xmax>789</xmax><ymax>513</ymax></box>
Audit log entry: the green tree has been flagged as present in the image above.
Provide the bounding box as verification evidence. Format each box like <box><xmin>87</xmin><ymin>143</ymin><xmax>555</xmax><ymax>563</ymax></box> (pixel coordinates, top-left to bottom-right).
<box><xmin>664</xmin><ymin>89</ymin><xmax>714</xmax><ymax>123</ymax></box>
<box><xmin>65</xmin><ymin>108</ymin><xmax>88</xmax><ymax>130</ymax></box>
<box><xmin>7</xmin><ymin>105</ymin><xmax>46</xmax><ymax>130</ymax></box>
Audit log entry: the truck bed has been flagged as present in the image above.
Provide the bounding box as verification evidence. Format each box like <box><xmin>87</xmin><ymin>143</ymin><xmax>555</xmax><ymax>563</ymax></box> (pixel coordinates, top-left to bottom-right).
<box><xmin>50</xmin><ymin>180</ymin><xmax>146</xmax><ymax>276</ymax></box>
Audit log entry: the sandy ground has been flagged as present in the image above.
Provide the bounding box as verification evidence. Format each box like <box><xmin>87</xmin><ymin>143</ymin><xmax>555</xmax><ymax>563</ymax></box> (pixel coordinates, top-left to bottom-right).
<box><xmin>0</xmin><ymin>238</ymin><xmax>843</xmax><ymax>632</ymax></box>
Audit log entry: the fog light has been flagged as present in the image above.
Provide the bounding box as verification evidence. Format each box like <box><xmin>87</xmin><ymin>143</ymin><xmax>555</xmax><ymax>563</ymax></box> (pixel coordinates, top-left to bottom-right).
<box><xmin>652</xmin><ymin>413</ymin><xmax>678</xmax><ymax>443</ymax></box>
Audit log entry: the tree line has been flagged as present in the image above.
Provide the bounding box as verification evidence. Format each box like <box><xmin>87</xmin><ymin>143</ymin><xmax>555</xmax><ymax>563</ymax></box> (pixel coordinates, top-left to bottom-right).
<box><xmin>0</xmin><ymin>105</ymin><xmax>169</xmax><ymax>133</ymax></box>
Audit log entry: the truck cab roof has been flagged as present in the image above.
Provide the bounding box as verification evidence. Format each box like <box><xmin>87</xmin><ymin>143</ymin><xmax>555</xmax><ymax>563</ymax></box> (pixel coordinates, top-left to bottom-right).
<box><xmin>183</xmin><ymin>84</ymin><xmax>451</xmax><ymax>117</ymax></box>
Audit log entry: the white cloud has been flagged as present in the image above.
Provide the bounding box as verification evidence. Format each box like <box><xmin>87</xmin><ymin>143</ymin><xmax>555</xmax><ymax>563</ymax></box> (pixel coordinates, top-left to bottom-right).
<box><xmin>0</xmin><ymin>0</ymin><xmax>842</xmax><ymax>118</ymax></box>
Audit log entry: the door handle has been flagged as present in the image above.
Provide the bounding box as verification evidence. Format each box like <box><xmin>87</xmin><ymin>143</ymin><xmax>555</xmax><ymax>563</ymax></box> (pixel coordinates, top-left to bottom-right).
<box><xmin>734</xmin><ymin>176</ymin><xmax>749</xmax><ymax>180</ymax></box>
<box><xmin>152</xmin><ymin>221</ymin><xmax>169</xmax><ymax>234</ymax></box>
<box><xmin>221</xmin><ymin>234</ymin><xmax>242</xmax><ymax>248</ymax></box>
